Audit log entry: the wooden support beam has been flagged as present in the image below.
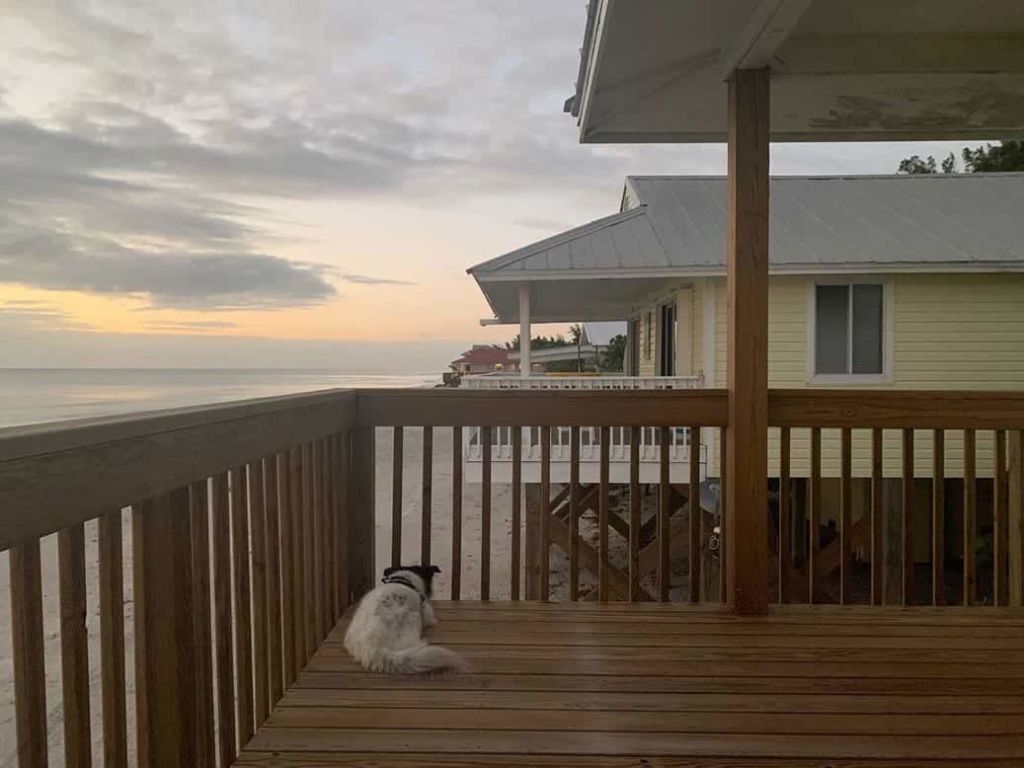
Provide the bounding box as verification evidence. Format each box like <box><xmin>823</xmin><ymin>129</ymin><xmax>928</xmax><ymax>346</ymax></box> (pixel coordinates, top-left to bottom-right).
<box><xmin>1010</xmin><ymin>430</ymin><xmax>1024</xmax><ymax>607</ymax></box>
<box><xmin>725</xmin><ymin>68</ymin><xmax>770</xmax><ymax>615</ymax></box>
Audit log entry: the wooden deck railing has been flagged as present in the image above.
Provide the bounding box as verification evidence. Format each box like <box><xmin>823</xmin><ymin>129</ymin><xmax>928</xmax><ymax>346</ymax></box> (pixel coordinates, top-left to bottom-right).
<box><xmin>0</xmin><ymin>390</ymin><xmax>363</xmax><ymax>767</ymax></box>
<box><xmin>1</xmin><ymin>386</ymin><xmax>1023</xmax><ymax>766</ymax></box>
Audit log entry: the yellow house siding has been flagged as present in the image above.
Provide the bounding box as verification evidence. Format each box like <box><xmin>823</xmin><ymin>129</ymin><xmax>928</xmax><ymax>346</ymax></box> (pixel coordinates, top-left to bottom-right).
<box><xmin>892</xmin><ymin>274</ymin><xmax>1024</xmax><ymax>389</ymax></box>
<box><xmin>706</xmin><ymin>272</ymin><xmax>1024</xmax><ymax>479</ymax></box>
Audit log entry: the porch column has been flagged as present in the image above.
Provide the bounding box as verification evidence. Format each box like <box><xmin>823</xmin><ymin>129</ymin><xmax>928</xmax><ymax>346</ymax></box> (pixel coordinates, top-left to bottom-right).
<box><xmin>725</xmin><ymin>68</ymin><xmax>770</xmax><ymax>615</ymax></box>
<box><xmin>519</xmin><ymin>283</ymin><xmax>531</xmax><ymax>378</ymax></box>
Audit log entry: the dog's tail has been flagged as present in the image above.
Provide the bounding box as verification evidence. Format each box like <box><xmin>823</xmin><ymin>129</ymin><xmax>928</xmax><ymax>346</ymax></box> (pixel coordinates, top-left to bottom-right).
<box><xmin>381</xmin><ymin>643</ymin><xmax>465</xmax><ymax>675</ymax></box>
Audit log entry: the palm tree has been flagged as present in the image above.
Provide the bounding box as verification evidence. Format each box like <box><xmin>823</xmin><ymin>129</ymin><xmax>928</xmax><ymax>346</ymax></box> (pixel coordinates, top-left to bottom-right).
<box><xmin>569</xmin><ymin>324</ymin><xmax>584</xmax><ymax>372</ymax></box>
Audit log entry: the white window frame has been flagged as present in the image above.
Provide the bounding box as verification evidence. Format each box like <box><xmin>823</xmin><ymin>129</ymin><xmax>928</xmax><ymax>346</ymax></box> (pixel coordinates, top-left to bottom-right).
<box><xmin>806</xmin><ymin>276</ymin><xmax>894</xmax><ymax>385</ymax></box>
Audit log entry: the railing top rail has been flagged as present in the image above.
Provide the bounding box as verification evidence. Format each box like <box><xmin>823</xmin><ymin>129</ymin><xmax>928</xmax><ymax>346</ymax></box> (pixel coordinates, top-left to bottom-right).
<box><xmin>0</xmin><ymin>387</ymin><xmax>356</xmax><ymax>462</ymax></box>
<box><xmin>0</xmin><ymin>389</ymin><xmax>356</xmax><ymax>551</ymax></box>
<box><xmin>355</xmin><ymin>388</ymin><xmax>729</xmax><ymax>427</ymax></box>
<box><xmin>770</xmin><ymin>389</ymin><xmax>1024</xmax><ymax>430</ymax></box>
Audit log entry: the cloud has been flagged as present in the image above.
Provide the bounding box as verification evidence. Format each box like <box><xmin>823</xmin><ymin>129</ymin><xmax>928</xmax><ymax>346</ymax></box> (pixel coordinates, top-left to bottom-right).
<box><xmin>0</xmin><ymin>0</ymin><xmax>973</xmax><ymax>320</ymax></box>
<box><xmin>144</xmin><ymin>319</ymin><xmax>237</xmax><ymax>331</ymax></box>
<box><xmin>514</xmin><ymin>216</ymin><xmax>573</xmax><ymax>232</ymax></box>
<box><xmin>341</xmin><ymin>274</ymin><xmax>415</xmax><ymax>286</ymax></box>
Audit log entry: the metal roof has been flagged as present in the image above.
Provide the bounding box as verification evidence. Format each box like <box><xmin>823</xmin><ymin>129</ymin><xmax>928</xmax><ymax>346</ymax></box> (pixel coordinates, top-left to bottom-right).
<box><xmin>471</xmin><ymin>173</ymin><xmax>1024</xmax><ymax>281</ymax></box>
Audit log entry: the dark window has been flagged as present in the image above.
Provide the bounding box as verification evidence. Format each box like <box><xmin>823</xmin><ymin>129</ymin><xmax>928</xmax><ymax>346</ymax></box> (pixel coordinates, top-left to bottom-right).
<box><xmin>814</xmin><ymin>284</ymin><xmax>884</xmax><ymax>376</ymax></box>
<box><xmin>659</xmin><ymin>302</ymin><xmax>676</xmax><ymax>376</ymax></box>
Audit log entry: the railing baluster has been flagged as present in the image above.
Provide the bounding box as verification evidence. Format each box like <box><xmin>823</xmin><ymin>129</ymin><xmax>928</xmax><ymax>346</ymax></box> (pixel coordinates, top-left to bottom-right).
<box><xmin>320</xmin><ymin>438</ymin><xmax>332</xmax><ymax>633</ymax></box>
<box><xmin>718</xmin><ymin>427</ymin><xmax>727</xmax><ymax>602</ymax></box>
<box><xmin>840</xmin><ymin>427</ymin><xmax>853</xmax><ymax>605</ymax></box>
<box><xmin>511</xmin><ymin>427</ymin><xmax>522</xmax><ymax>600</ymax></box>
<box><xmin>392</xmin><ymin>427</ymin><xmax>404</xmax><ymax>568</ymax></box>
<box><xmin>231</xmin><ymin>465</ymin><xmax>255</xmax><ymax>745</ymax></box>
<box><xmin>288</xmin><ymin>447</ymin><xmax>305</xmax><ymax>674</ymax></box>
<box><xmin>778</xmin><ymin>426</ymin><xmax>791</xmax><ymax>604</ymax></box>
<box><xmin>265</xmin><ymin>456</ymin><xmax>284</xmax><ymax>705</ymax></box>
<box><xmin>995</xmin><ymin>429</ymin><xmax>1009</xmax><ymax>606</ymax></box>
<box><xmin>599</xmin><ymin>426</ymin><xmax>610</xmax><ymax>602</ymax></box>
<box><xmin>334</xmin><ymin>432</ymin><xmax>350</xmax><ymax>615</ymax></box>
<box><xmin>570</xmin><ymin>425</ymin><xmax>580</xmax><ymax>601</ymax></box>
<box><xmin>871</xmin><ymin>428</ymin><xmax>884</xmax><ymax>605</ymax></box>
<box><xmin>629</xmin><ymin>425</ymin><xmax>641</xmax><ymax>602</ymax></box>
<box><xmin>482</xmin><ymin>425</ymin><xmax>492</xmax><ymax>600</ymax></box>
<box><xmin>133</xmin><ymin>488</ymin><xmax>196</xmax><ymax>766</ymax></box>
<box><xmin>58</xmin><ymin>523</ymin><xmax>91</xmax><ymax>768</ymax></box>
<box><xmin>932</xmin><ymin>430</ymin><xmax>946</xmax><ymax>606</ymax></box>
<box><xmin>809</xmin><ymin>427</ymin><xmax>822</xmax><ymax>604</ymax></box>
<box><xmin>249</xmin><ymin>461</ymin><xmax>269</xmax><ymax>727</ymax></box>
<box><xmin>211</xmin><ymin>473</ymin><xmax>236</xmax><ymax>765</ymax></box>
<box><xmin>964</xmin><ymin>427</ymin><xmax>977</xmax><ymax>606</ymax></box>
<box><xmin>10</xmin><ymin>539</ymin><xmax>47</xmax><ymax>767</ymax></box>
<box><xmin>277</xmin><ymin>453</ymin><xmax>296</xmax><ymax>686</ymax></box>
<box><xmin>301</xmin><ymin>443</ymin><xmax>316</xmax><ymax>658</ymax></box>
<box><xmin>189</xmin><ymin>481</ymin><xmax>215</xmax><ymax>767</ymax></box>
<box><xmin>310</xmin><ymin>441</ymin><xmax>323</xmax><ymax>643</ymax></box>
<box><xmin>658</xmin><ymin>426</ymin><xmax>670</xmax><ymax>602</ymax></box>
<box><xmin>690</xmin><ymin>426</ymin><xmax>703</xmax><ymax>603</ymax></box>
<box><xmin>348</xmin><ymin>427</ymin><xmax>375</xmax><ymax>601</ymax></box>
<box><xmin>451</xmin><ymin>426</ymin><xmax>463</xmax><ymax>600</ymax></box>
<box><xmin>540</xmin><ymin>426</ymin><xmax>551</xmax><ymax>601</ymax></box>
<box><xmin>902</xmin><ymin>428</ymin><xmax>915</xmax><ymax>606</ymax></box>
<box><xmin>422</xmin><ymin>426</ymin><xmax>433</xmax><ymax>566</ymax></box>
<box><xmin>98</xmin><ymin>511</ymin><xmax>128</xmax><ymax>768</ymax></box>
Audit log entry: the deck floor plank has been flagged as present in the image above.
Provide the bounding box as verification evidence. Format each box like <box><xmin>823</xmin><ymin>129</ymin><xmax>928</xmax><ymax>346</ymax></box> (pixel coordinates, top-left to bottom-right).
<box><xmin>234</xmin><ymin>601</ymin><xmax>1024</xmax><ymax>766</ymax></box>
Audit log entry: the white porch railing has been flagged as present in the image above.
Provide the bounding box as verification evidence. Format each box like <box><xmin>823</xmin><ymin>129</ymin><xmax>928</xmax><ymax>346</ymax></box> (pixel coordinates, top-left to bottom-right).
<box><xmin>461</xmin><ymin>374</ymin><xmax>708</xmax><ymax>482</ymax></box>
<box><xmin>460</xmin><ymin>374</ymin><xmax>704</xmax><ymax>391</ymax></box>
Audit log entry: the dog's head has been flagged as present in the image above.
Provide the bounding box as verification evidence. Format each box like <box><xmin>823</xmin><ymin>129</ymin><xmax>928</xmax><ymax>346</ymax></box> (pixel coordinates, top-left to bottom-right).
<box><xmin>383</xmin><ymin>564</ymin><xmax>442</xmax><ymax>597</ymax></box>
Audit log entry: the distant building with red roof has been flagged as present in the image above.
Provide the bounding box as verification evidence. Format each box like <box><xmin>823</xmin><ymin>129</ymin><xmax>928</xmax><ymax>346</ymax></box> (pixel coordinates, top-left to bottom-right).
<box><xmin>449</xmin><ymin>345</ymin><xmax>514</xmax><ymax>375</ymax></box>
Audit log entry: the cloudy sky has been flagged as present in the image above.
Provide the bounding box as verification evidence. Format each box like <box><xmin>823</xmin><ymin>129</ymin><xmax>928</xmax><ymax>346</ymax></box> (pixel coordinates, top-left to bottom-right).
<box><xmin>0</xmin><ymin>0</ymin><xmax>966</xmax><ymax>370</ymax></box>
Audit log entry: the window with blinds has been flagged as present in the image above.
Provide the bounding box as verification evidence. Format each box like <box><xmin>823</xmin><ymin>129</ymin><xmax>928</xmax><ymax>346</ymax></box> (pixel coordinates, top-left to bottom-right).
<box><xmin>814</xmin><ymin>283</ymin><xmax>884</xmax><ymax>376</ymax></box>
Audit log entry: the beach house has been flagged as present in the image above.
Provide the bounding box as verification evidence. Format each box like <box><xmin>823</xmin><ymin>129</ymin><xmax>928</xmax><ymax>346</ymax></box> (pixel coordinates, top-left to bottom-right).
<box><xmin>2</xmin><ymin>2</ymin><xmax>1024</xmax><ymax>766</ymax></box>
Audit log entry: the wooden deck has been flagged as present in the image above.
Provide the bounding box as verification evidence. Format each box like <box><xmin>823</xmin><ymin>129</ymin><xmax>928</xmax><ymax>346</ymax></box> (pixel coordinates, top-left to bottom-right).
<box><xmin>234</xmin><ymin>601</ymin><xmax>1024</xmax><ymax>767</ymax></box>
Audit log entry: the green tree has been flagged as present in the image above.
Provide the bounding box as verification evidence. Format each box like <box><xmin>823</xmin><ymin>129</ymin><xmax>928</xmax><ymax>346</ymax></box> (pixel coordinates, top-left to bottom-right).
<box><xmin>599</xmin><ymin>334</ymin><xmax>627</xmax><ymax>372</ymax></box>
<box><xmin>898</xmin><ymin>141</ymin><xmax>1024</xmax><ymax>175</ymax></box>
<box><xmin>897</xmin><ymin>154</ymin><xmax>938</xmax><ymax>174</ymax></box>
<box><xmin>962</xmin><ymin>140</ymin><xmax>1024</xmax><ymax>172</ymax></box>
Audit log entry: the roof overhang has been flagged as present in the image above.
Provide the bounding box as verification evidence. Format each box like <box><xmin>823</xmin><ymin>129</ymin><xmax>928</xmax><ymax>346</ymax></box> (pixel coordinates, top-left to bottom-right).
<box><xmin>569</xmin><ymin>0</ymin><xmax>1024</xmax><ymax>143</ymax></box>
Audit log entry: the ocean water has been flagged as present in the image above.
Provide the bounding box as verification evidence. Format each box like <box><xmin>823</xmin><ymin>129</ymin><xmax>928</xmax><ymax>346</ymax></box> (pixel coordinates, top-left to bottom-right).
<box><xmin>0</xmin><ymin>368</ymin><xmax>440</xmax><ymax>429</ymax></box>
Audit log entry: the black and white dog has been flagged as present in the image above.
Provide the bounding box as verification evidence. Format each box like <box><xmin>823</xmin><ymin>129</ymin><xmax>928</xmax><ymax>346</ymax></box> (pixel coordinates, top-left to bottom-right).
<box><xmin>343</xmin><ymin>565</ymin><xmax>464</xmax><ymax>674</ymax></box>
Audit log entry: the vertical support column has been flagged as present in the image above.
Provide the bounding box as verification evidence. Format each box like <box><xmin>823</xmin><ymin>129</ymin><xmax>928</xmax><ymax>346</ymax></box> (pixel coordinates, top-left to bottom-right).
<box><xmin>1009</xmin><ymin>431</ymin><xmax>1023</xmax><ymax>607</ymax></box>
<box><xmin>133</xmin><ymin>489</ymin><xmax>196</xmax><ymax>767</ymax></box>
<box><xmin>725</xmin><ymin>68</ymin><xmax>770</xmax><ymax>615</ymax></box>
<box><xmin>348</xmin><ymin>427</ymin><xmax>376</xmax><ymax>602</ymax></box>
<box><xmin>519</xmin><ymin>283</ymin><xmax>531</xmax><ymax>378</ymax></box>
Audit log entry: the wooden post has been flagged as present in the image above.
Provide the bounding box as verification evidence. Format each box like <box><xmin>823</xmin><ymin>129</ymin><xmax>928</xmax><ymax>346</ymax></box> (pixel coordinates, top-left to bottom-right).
<box><xmin>348</xmin><ymin>427</ymin><xmax>376</xmax><ymax>601</ymax></box>
<box><xmin>133</xmin><ymin>488</ymin><xmax>196</xmax><ymax>767</ymax></box>
<box><xmin>725</xmin><ymin>68</ymin><xmax>770</xmax><ymax>615</ymax></box>
<box><xmin>1009</xmin><ymin>430</ymin><xmax>1023</xmax><ymax>607</ymax></box>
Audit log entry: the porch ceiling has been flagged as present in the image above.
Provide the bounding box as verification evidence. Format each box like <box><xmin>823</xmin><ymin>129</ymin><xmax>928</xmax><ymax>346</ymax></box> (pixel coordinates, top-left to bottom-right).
<box><xmin>569</xmin><ymin>0</ymin><xmax>1024</xmax><ymax>143</ymax></box>
<box><xmin>477</xmin><ymin>275</ymin><xmax>671</xmax><ymax>324</ymax></box>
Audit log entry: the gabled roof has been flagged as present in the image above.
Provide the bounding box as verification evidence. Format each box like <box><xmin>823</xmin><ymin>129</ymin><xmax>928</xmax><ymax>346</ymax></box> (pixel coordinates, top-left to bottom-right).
<box><xmin>471</xmin><ymin>173</ymin><xmax>1024</xmax><ymax>282</ymax></box>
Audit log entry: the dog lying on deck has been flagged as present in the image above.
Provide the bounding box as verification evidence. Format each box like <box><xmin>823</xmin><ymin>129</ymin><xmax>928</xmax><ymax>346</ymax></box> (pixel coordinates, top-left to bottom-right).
<box><xmin>343</xmin><ymin>564</ymin><xmax>464</xmax><ymax>674</ymax></box>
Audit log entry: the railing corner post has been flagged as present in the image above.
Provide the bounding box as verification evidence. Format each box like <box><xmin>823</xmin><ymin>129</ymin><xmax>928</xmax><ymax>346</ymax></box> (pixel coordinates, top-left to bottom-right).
<box><xmin>133</xmin><ymin>488</ymin><xmax>196</xmax><ymax>767</ymax></box>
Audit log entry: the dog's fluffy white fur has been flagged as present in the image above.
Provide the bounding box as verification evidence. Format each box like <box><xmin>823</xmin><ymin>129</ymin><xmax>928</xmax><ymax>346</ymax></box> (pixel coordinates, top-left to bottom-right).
<box><xmin>343</xmin><ymin>565</ymin><xmax>464</xmax><ymax>674</ymax></box>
